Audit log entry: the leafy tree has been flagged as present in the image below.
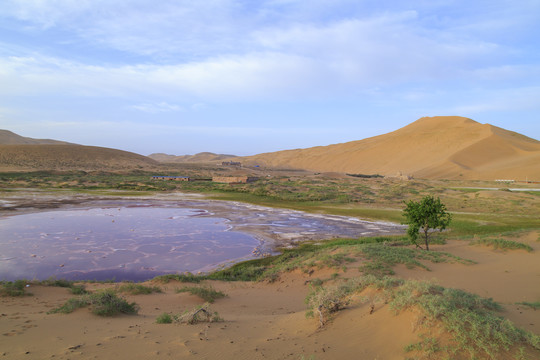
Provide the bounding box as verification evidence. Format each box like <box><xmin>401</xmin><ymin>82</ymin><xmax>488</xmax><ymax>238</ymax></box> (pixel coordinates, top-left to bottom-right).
<box><xmin>402</xmin><ymin>196</ymin><xmax>452</xmax><ymax>251</ymax></box>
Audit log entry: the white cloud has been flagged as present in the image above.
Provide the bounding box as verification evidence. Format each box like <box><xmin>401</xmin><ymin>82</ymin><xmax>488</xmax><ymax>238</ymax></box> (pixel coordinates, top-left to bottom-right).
<box><xmin>452</xmin><ymin>86</ymin><xmax>540</xmax><ymax>114</ymax></box>
<box><xmin>129</xmin><ymin>102</ymin><xmax>183</xmax><ymax>113</ymax></box>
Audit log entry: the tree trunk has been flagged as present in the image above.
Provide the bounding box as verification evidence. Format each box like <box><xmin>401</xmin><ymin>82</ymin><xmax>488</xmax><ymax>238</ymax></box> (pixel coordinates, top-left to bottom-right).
<box><xmin>424</xmin><ymin>228</ymin><xmax>430</xmax><ymax>251</ymax></box>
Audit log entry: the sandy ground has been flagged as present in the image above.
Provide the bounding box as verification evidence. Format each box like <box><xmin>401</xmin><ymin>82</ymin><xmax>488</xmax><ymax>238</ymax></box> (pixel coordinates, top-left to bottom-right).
<box><xmin>2</xmin><ymin>232</ymin><xmax>539</xmax><ymax>360</ymax></box>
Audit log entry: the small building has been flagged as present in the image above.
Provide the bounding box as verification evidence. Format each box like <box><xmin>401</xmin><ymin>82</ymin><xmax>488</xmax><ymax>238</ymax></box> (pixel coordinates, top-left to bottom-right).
<box><xmin>222</xmin><ymin>161</ymin><xmax>242</xmax><ymax>166</ymax></box>
<box><xmin>151</xmin><ymin>176</ymin><xmax>190</xmax><ymax>181</ymax></box>
<box><xmin>212</xmin><ymin>176</ymin><xmax>259</xmax><ymax>184</ymax></box>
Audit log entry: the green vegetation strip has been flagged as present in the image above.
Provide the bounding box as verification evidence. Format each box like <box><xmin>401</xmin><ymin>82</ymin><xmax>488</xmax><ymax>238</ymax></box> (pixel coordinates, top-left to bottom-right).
<box><xmin>470</xmin><ymin>238</ymin><xmax>534</xmax><ymax>252</ymax></box>
<box><xmin>116</xmin><ymin>283</ymin><xmax>162</xmax><ymax>295</ymax></box>
<box><xmin>204</xmin><ymin>236</ymin><xmax>473</xmax><ymax>282</ymax></box>
<box><xmin>517</xmin><ymin>301</ymin><xmax>540</xmax><ymax>310</ymax></box>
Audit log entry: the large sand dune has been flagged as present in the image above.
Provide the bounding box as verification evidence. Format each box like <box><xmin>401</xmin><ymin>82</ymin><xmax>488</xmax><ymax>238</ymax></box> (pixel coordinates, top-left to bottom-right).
<box><xmin>242</xmin><ymin>116</ymin><xmax>540</xmax><ymax>181</ymax></box>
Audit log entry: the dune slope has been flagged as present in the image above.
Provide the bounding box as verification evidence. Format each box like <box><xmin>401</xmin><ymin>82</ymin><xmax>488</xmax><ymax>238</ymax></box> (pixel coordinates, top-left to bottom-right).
<box><xmin>242</xmin><ymin>116</ymin><xmax>540</xmax><ymax>180</ymax></box>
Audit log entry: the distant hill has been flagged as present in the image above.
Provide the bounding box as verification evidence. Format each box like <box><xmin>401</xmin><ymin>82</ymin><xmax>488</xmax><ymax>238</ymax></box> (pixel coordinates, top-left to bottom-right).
<box><xmin>240</xmin><ymin>116</ymin><xmax>540</xmax><ymax>181</ymax></box>
<box><xmin>0</xmin><ymin>130</ymin><xmax>158</xmax><ymax>171</ymax></box>
<box><xmin>0</xmin><ymin>129</ymin><xmax>73</xmax><ymax>145</ymax></box>
<box><xmin>149</xmin><ymin>152</ymin><xmax>238</xmax><ymax>163</ymax></box>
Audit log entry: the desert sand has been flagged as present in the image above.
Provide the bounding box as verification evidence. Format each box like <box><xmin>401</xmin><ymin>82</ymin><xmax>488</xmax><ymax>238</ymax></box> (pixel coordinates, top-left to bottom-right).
<box><xmin>241</xmin><ymin>116</ymin><xmax>540</xmax><ymax>181</ymax></box>
<box><xmin>2</xmin><ymin>231</ymin><xmax>539</xmax><ymax>360</ymax></box>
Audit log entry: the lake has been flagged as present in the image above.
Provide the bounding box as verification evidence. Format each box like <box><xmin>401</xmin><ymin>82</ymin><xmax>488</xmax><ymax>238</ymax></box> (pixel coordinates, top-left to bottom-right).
<box><xmin>0</xmin><ymin>198</ymin><xmax>404</xmax><ymax>281</ymax></box>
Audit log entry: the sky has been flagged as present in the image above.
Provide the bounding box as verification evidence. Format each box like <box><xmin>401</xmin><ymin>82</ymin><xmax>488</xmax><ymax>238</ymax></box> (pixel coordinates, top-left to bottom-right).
<box><xmin>1</xmin><ymin>0</ymin><xmax>539</xmax><ymax>156</ymax></box>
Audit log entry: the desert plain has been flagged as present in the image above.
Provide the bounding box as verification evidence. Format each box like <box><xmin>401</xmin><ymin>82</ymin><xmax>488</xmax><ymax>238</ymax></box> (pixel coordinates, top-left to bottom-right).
<box><xmin>1</xmin><ymin>116</ymin><xmax>540</xmax><ymax>359</ymax></box>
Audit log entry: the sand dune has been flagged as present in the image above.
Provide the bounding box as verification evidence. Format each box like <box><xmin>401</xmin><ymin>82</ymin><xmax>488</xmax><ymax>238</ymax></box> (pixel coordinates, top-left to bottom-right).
<box><xmin>2</xmin><ymin>234</ymin><xmax>538</xmax><ymax>359</ymax></box>
<box><xmin>242</xmin><ymin>116</ymin><xmax>540</xmax><ymax>181</ymax></box>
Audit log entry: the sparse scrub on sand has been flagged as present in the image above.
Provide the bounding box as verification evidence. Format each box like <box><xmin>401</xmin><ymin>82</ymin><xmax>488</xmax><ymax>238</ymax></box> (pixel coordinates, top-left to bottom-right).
<box><xmin>39</xmin><ymin>278</ymin><xmax>88</xmax><ymax>294</ymax></box>
<box><xmin>470</xmin><ymin>238</ymin><xmax>534</xmax><ymax>252</ymax></box>
<box><xmin>359</xmin><ymin>243</ymin><xmax>474</xmax><ymax>276</ymax></box>
<box><xmin>208</xmin><ymin>236</ymin><xmax>473</xmax><ymax>282</ymax></box>
<box><xmin>305</xmin><ymin>276</ymin><xmax>540</xmax><ymax>358</ymax></box>
<box><xmin>49</xmin><ymin>289</ymin><xmax>138</xmax><ymax>316</ymax></box>
<box><xmin>305</xmin><ymin>279</ymin><xmax>362</xmax><ymax>327</ymax></box>
<box><xmin>156</xmin><ymin>303</ymin><xmax>223</xmax><ymax>325</ymax></box>
<box><xmin>176</xmin><ymin>285</ymin><xmax>226</xmax><ymax>303</ymax></box>
<box><xmin>376</xmin><ymin>279</ymin><xmax>539</xmax><ymax>359</ymax></box>
<box><xmin>116</xmin><ymin>282</ymin><xmax>162</xmax><ymax>295</ymax></box>
<box><xmin>0</xmin><ymin>280</ymin><xmax>31</xmax><ymax>297</ymax></box>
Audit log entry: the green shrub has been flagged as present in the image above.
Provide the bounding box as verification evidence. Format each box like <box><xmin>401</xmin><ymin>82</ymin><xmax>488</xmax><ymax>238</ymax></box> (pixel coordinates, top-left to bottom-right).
<box><xmin>49</xmin><ymin>289</ymin><xmax>138</xmax><ymax>316</ymax></box>
<box><xmin>0</xmin><ymin>280</ymin><xmax>30</xmax><ymax>297</ymax></box>
<box><xmin>48</xmin><ymin>297</ymin><xmax>88</xmax><ymax>314</ymax></box>
<box><xmin>88</xmin><ymin>290</ymin><xmax>139</xmax><ymax>316</ymax></box>
<box><xmin>69</xmin><ymin>284</ymin><xmax>88</xmax><ymax>295</ymax></box>
<box><xmin>176</xmin><ymin>285</ymin><xmax>226</xmax><ymax>303</ymax></box>
<box><xmin>117</xmin><ymin>283</ymin><xmax>162</xmax><ymax>295</ymax></box>
<box><xmin>156</xmin><ymin>312</ymin><xmax>173</xmax><ymax>324</ymax></box>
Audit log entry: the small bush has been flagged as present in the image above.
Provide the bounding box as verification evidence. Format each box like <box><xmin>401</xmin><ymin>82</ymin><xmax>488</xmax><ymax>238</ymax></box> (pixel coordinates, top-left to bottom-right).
<box><xmin>156</xmin><ymin>312</ymin><xmax>173</xmax><ymax>324</ymax></box>
<box><xmin>70</xmin><ymin>284</ymin><xmax>88</xmax><ymax>295</ymax></box>
<box><xmin>89</xmin><ymin>290</ymin><xmax>139</xmax><ymax>316</ymax></box>
<box><xmin>117</xmin><ymin>283</ymin><xmax>162</xmax><ymax>295</ymax></box>
<box><xmin>176</xmin><ymin>285</ymin><xmax>226</xmax><ymax>303</ymax></box>
<box><xmin>0</xmin><ymin>280</ymin><xmax>30</xmax><ymax>297</ymax></box>
<box><xmin>49</xmin><ymin>297</ymin><xmax>88</xmax><ymax>314</ymax></box>
<box><xmin>49</xmin><ymin>290</ymin><xmax>138</xmax><ymax>316</ymax></box>
<box><xmin>305</xmin><ymin>279</ymin><xmax>364</xmax><ymax>327</ymax></box>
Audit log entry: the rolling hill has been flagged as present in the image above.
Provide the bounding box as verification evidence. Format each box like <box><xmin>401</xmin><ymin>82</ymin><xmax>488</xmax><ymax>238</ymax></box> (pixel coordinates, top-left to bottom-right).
<box><xmin>240</xmin><ymin>116</ymin><xmax>540</xmax><ymax>181</ymax></box>
<box><xmin>0</xmin><ymin>131</ymin><xmax>159</xmax><ymax>171</ymax></box>
<box><xmin>148</xmin><ymin>152</ymin><xmax>238</xmax><ymax>163</ymax></box>
<box><xmin>0</xmin><ymin>129</ymin><xmax>73</xmax><ymax>145</ymax></box>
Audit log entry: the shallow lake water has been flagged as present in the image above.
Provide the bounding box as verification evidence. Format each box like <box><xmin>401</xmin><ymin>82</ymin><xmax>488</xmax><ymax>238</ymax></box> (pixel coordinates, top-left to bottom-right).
<box><xmin>0</xmin><ymin>197</ymin><xmax>405</xmax><ymax>281</ymax></box>
<box><xmin>0</xmin><ymin>204</ymin><xmax>261</xmax><ymax>281</ymax></box>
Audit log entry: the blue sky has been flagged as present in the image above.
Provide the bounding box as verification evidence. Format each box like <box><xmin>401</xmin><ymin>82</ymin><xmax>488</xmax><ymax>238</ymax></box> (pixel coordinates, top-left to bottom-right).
<box><xmin>1</xmin><ymin>0</ymin><xmax>539</xmax><ymax>156</ymax></box>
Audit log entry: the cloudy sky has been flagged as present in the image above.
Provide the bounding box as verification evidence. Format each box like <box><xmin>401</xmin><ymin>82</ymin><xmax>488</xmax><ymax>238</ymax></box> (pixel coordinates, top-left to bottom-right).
<box><xmin>1</xmin><ymin>0</ymin><xmax>539</xmax><ymax>156</ymax></box>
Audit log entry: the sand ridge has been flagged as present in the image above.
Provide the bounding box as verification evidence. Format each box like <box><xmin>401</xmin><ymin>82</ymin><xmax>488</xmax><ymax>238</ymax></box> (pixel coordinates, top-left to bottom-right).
<box><xmin>240</xmin><ymin>116</ymin><xmax>540</xmax><ymax>181</ymax></box>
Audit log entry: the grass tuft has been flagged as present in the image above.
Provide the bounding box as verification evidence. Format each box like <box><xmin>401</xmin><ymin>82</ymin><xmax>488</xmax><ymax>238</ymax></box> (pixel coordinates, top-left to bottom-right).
<box><xmin>176</xmin><ymin>285</ymin><xmax>226</xmax><ymax>303</ymax></box>
<box><xmin>156</xmin><ymin>312</ymin><xmax>174</xmax><ymax>324</ymax></box>
<box><xmin>49</xmin><ymin>289</ymin><xmax>138</xmax><ymax>316</ymax></box>
<box><xmin>116</xmin><ymin>283</ymin><xmax>162</xmax><ymax>295</ymax></box>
